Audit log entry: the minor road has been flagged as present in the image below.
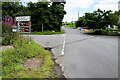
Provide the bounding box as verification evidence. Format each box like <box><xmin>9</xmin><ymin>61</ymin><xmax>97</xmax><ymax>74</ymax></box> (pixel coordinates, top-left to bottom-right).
<box><xmin>30</xmin><ymin>27</ymin><xmax>118</xmax><ymax>78</ymax></box>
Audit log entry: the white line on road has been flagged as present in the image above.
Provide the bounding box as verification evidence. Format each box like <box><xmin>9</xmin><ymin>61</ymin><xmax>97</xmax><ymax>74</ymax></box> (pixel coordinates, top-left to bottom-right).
<box><xmin>61</xmin><ymin>34</ymin><xmax>66</xmax><ymax>56</ymax></box>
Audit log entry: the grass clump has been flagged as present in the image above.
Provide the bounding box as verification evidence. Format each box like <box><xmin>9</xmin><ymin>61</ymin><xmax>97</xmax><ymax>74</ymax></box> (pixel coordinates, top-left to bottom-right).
<box><xmin>2</xmin><ymin>36</ymin><xmax>57</xmax><ymax>78</ymax></box>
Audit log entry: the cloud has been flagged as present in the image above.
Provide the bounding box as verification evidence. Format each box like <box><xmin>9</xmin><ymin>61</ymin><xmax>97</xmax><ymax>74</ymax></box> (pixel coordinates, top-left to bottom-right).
<box><xmin>63</xmin><ymin>0</ymin><xmax>94</xmax><ymax>22</ymax></box>
<box><xmin>65</xmin><ymin>0</ymin><xmax>94</xmax><ymax>10</ymax></box>
<box><xmin>93</xmin><ymin>0</ymin><xmax>119</xmax><ymax>12</ymax></box>
<box><xmin>63</xmin><ymin>12</ymin><xmax>84</xmax><ymax>22</ymax></box>
<box><xmin>21</xmin><ymin>0</ymin><xmax>38</xmax><ymax>2</ymax></box>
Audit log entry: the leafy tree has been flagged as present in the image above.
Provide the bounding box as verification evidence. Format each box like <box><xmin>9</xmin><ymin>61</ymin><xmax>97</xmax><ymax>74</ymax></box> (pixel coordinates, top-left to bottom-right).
<box><xmin>2</xmin><ymin>1</ymin><xmax>66</xmax><ymax>32</ymax></box>
<box><xmin>75</xmin><ymin>16</ymin><xmax>86</xmax><ymax>27</ymax></box>
<box><xmin>2</xmin><ymin>2</ymin><xmax>22</xmax><ymax>23</ymax></box>
<box><xmin>76</xmin><ymin>9</ymin><xmax>118</xmax><ymax>30</ymax></box>
<box><xmin>108</xmin><ymin>13</ymin><xmax>119</xmax><ymax>26</ymax></box>
<box><xmin>51</xmin><ymin>2</ymin><xmax>66</xmax><ymax>31</ymax></box>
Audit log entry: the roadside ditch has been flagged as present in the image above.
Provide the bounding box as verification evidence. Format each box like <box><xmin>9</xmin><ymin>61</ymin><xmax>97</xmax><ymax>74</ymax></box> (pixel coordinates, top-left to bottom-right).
<box><xmin>44</xmin><ymin>47</ymin><xmax>67</xmax><ymax>79</ymax></box>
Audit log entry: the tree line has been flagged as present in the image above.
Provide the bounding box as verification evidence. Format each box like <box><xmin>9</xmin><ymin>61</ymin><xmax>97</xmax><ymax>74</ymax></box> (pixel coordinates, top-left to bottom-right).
<box><xmin>2</xmin><ymin>1</ymin><xmax>66</xmax><ymax>32</ymax></box>
<box><xmin>76</xmin><ymin>9</ymin><xmax>120</xmax><ymax>30</ymax></box>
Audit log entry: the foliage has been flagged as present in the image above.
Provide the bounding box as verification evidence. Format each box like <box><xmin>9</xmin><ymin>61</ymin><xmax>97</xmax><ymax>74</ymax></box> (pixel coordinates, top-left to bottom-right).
<box><xmin>102</xmin><ymin>29</ymin><xmax>120</xmax><ymax>32</ymax></box>
<box><xmin>2</xmin><ymin>17</ymin><xmax>17</xmax><ymax>45</ymax></box>
<box><xmin>2</xmin><ymin>2</ymin><xmax>23</xmax><ymax>23</ymax></box>
<box><xmin>76</xmin><ymin>9</ymin><xmax>119</xmax><ymax>30</ymax></box>
<box><xmin>95</xmin><ymin>30</ymin><xmax>102</xmax><ymax>35</ymax></box>
<box><xmin>94</xmin><ymin>29</ymin><xmax>120</xmax><ymax>35</ymax></box>
<box><xmin>2</xmin><ymin>2</ymin><xmax>66</xmax><ymax>32</ymax></box>
<box><xmin>2</xmin><ymin>37</ymin><xmax>57</xmax><ymax>78</ymax></box>
<box><xmin>107</xmin><ymin>31</ymin><xmax>118</xmax><ymax>36</ymax></box>
<box><xmin>82</xmin><ymin>28</ymin><xmax>120</xmax><ymax>36</ymax></box>
<box><xmin>108</xmin><ymin>13</ymin><xmax>119</xmax><ymax>26</ymax></box>
<box><xmin>75</xmin><ymin>17</ymin><xmax>86</xmax><ymax>27</ymax></box>
<box><xmin>64</xmin><ymin>22</ymin><xmax>76</xmax><ymax>28</ymax></box>
<box><xmin>25</xmin><ymin>30</ymin><xmax>64</xmax><ymax>35</ymax></box>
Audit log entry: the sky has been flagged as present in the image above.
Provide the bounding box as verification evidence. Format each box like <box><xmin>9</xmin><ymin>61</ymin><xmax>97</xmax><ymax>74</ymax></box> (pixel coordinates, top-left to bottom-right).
<box><xmin>21</xmin><ymin>0</ymin><xmax>119</xmax><ymax>22</ymax></box>
<box><xmin>64</xmin><ymin>0</ymin><xmax>119</xmax><ymax>22</ymax></box>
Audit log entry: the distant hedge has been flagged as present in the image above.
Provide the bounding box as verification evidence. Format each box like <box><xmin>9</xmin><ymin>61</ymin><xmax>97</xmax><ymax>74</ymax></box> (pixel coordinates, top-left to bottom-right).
<box><xmin>95</xmin><ymin>29</ymin><xmax>120</xmax><ymax>36</ymax></box>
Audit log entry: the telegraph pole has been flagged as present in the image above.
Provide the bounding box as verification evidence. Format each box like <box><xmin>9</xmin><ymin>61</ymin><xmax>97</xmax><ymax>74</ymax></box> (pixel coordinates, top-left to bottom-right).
<box><xmin>72</xmin><ymin>18</ymin><xmax>73</xmax><ymax>27</ymax></box>
<box><xmin>78</xmin><ymin>11</ymin><xmax>79</xmax><ymax>20</ymax></box>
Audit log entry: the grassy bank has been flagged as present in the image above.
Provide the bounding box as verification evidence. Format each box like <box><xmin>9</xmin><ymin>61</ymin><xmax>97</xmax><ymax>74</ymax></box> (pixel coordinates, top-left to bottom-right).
<box><xmin>30</xmin><ymin>31</ymin><xmax>64</xmax><ymax>35</ymax></box>
<box><xmin>94</xmin><ymin>29</ymin><xmax>120</xmax><ymax>35</ymax></box>
<box><xmin>23</xmin><ymin>30</ymin><xmax>64</xmax><ymax>35</ymax></box>
<box><xmin>64</xmin><ymin>23</ymin><xmax>76</xmax><ymax>28</ymax></box>
<box><xmin>81</xmin><ymin>29</ymin><xmax>120</xmax><ymax>36</ymax></box>
<box><xmin>2</xmin><ymin>36</ymin><xmax>57</xmax><ymax>78</ymax></box>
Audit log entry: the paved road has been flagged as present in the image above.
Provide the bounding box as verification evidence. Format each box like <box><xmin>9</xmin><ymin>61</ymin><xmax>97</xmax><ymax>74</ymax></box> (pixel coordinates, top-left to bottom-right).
<box><xmin>30</xmin><ymin>27</ymin><xmax>118</xmax><ymax>78</ymax></box>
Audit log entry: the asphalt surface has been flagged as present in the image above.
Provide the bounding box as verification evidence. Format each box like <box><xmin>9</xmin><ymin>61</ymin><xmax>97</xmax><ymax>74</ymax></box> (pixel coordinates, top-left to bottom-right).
<box><xmin>29</xmin><ymin>27</ymin><xmax>118</xmax><ymax>78</ymax></box>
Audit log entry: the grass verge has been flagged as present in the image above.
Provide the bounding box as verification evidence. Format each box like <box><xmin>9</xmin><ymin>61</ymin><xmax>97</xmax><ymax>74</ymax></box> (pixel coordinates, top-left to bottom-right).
<box><xmin>82</xmin><ymin>29</ymin><xmax>120</xmax><ymax>36</ymax></box>
<box><xmin>2</xmin><ymin>36</ymin><xmax>57</xmax><ymax>78</ymax></box>
<box><xmin>64</xmin><ymin>23</ymin><xmax>76</xmax><ymax>28</ymax></box>
<box><xmin>23</xmin><ymin>30</ymin><xmax>64</xmax><ymax>35</ymax></box>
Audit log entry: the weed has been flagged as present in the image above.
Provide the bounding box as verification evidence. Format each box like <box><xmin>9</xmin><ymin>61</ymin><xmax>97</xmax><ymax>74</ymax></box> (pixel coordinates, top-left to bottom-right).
<box><xmin>2</xmin><ymin>36</ymin><xmax>57</xmax><ymax>78</ymax></box>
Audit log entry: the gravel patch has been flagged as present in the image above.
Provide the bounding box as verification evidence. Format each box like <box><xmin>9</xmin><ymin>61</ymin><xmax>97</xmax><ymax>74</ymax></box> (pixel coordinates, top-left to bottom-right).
<box><xmin>22</xmin><ymin>58</ymin><xmax>43</xmax><ymax>70</ymax></box>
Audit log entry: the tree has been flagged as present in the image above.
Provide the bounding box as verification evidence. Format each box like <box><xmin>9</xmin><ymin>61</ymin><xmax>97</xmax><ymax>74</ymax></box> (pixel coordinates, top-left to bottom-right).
<box><xmin>51</xmin><ymin>2</ymin><xmax>66</xmax><ymax>31</ymax></box>
<box><xmin>75</xmin><ymin>16</ymin><xmax>86</xmax><ymax>27</ymax></box>
<box><xmin>108</xmin><ymin>13</ymin><xmax>119</xmax><ymax>26</ymax></box>
<box><xmin>2</xmin><ymin>1</ymin><xmax>66</xmax><ymax>32</ymax></box>
<box><xmin>2</xmin><ymin>2</ymin><xmax>22</xmax><ymax>17</ymax></box>
<box><xmin>76</xmin><ymin>9</ymin><xmax>118</xmax><ymax>30</ymax></box>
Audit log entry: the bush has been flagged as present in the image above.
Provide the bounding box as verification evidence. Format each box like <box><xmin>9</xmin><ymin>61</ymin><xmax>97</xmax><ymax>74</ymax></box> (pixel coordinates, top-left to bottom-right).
<box><xmin>105</xmin><ymin>29</ymin><xmax>120</xmax><ymax>32</ymax></box>
<box><xmin>2</xmin><ymin>28</ymin><xmax>19</xmax><ymax>46</ymax></box>
<box><xmin>2</xmin><ymin>17</ymin><xmax>17</xmax><ymax>45</ymax></box>
<box><xmin>107</xmin><ymin>31</ymin><xmax>118</xmax><ymax>36</ymax></box>
<box><xmin>2</xmin><ymin>26</ymin><xmax>12</xmax><ymax>45</ymax></box>
<box><xmin>101</xmin><ymin>30</ymin><xmax>107</xmax><ymax>35</ymax></box>
<box><xmin>95</xmin><ymin>30</ymin><xmax>102</xmax><ymax>35</ymax></box>
<box><xmin>100</xmin><ymin>29</ymin><xmax>120</xmax><ymax>36</ymax></box>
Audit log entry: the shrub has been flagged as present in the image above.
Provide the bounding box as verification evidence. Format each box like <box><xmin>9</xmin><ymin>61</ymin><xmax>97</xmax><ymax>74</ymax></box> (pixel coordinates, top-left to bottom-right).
<box><xmin>101</xmin><ymin>30</ymin><xmax>107</xmax><ymax>35</ymax></box>
<box><xmin>2</xmin><ymin>17</ymin><xmax>17</xmax><ymax>45</ymax></box>
<box><xmin>95</xmin><ymin>30</ymin><xmax>102</xmax><ymax>35</ymax></box>
<box><xmin>107</xmin><ymin>31</ymin><xmax>118</xmax><ymax>36</ymax></box>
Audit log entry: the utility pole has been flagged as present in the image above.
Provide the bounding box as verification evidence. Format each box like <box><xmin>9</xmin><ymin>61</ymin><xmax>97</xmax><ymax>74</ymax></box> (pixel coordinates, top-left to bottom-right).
<box><xmin>72</xmin><ymin>18</ymin><xmax>73</xmax><ymax>27</ymax></box>
<box><xmin>78</xmin><ymin>11</ymin><xmax>79</xmax><ymax>20</ymax></box>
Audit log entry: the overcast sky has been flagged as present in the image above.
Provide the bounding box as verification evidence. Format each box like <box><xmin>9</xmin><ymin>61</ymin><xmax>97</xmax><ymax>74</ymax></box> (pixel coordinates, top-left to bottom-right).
<box><xmin>64</xmin><ymin>0</ymin><xmax>119</xmax><ymax>22</ymax></box>
<box><xmin>21</xmin><ymin>0</ymin><xmax>119</xmax><ymax>22</ymax></box>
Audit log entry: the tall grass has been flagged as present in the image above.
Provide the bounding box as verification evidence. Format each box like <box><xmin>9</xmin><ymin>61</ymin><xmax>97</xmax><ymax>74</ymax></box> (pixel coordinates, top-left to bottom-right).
<box><xmin>2</xmin><ymin>35</ymin><xmax>57</xmax><ymax>78</ymax></box>
<box><xmin>2</xmin><ymin>17</ymin><xmax>57</xmax><ymax>78</ymax></box>
<box><xmin>2</xmin><ymin>16</ymin><xmax>17</xmax><ymax>45</ymax></box>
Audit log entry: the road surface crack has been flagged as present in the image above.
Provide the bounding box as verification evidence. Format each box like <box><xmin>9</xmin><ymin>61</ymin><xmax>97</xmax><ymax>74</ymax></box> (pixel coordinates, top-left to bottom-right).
<box><xmin>65</xmin><ymin>36</ymin><xmax>96</xmax><ymax>45</ymax></box>
<box><xmin>52</xmin><ymin>36</ymin><xmax>96</xmax><ymax>48</ymax></box>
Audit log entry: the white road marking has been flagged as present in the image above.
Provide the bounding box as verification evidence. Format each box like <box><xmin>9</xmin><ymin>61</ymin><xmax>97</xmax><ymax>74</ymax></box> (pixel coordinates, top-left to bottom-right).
<box><xmin>61</xmin><ymin>34</ymin><xmax>66</xmax><ymax>56</ymax></box>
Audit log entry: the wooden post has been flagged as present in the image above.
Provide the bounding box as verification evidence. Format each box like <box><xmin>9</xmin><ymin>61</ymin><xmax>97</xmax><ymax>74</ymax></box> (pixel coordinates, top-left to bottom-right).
<box><xmin>42</xmin><ymin>23</ymin><xmax>43</xmax><ymax>32</ymax></box>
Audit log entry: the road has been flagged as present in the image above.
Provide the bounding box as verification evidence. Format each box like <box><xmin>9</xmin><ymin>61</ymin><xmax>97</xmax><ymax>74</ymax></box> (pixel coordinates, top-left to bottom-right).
<box><xmin>30</xmin><ymin>27</ymin><xmax>118</xmax><ymax>78</ymax></box>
